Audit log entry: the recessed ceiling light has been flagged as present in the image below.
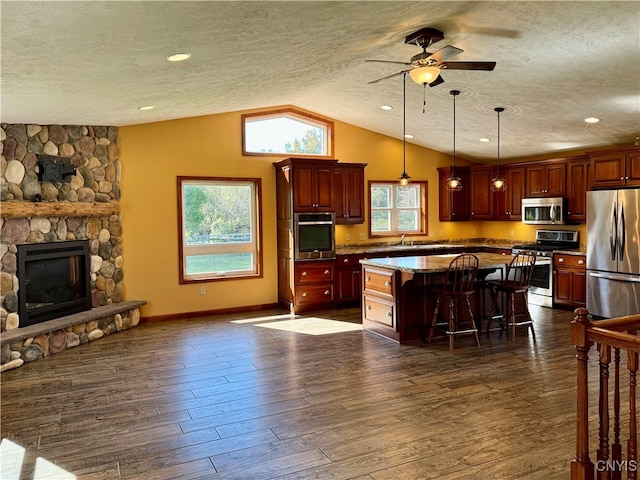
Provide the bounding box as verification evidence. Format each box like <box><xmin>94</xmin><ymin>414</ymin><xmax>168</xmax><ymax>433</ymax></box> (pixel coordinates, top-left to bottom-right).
<box><xmin>167</xmin><ymin>53</ymin><xmax>191</xmax><ymax>62</ymax></box>
<box><xmin>479</xmin><ymin>137</ymin><xmax>491</xmax><ymax>143</ymax></box>
<box><xmin>381</xmin><ymin>105</ymin><xmax>393</xmax><ymax>111</ymax></box>
<box><xmin>584</xmin><ymin>117</ymin><xmax>600</xmax><ymax>124</ymax></box>
<box><xmin>404</xmin><ymin>134</ymin><xmax>414</xmax><ymax>139</ymax></box>
<box><xmin>139</xmin><ymin>105</ymin><xmax>155</xmax><ymax>111</ymax></box>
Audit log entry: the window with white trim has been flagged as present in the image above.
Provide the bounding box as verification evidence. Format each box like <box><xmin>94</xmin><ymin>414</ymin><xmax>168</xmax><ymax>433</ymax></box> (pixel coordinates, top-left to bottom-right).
<box><xmin>242</xmin><ymin>108</ymin><xmax>333</xmax><ymax>157</ymax></box>
<box><xmin>178</xmin><ymin>177</ymin><xmax>262</xmax><ymax>282</ymax></box>
<box><xmin>369</xmin><ymin>181</ymin><xmax>427</xmax><ymax>237</ymax></box>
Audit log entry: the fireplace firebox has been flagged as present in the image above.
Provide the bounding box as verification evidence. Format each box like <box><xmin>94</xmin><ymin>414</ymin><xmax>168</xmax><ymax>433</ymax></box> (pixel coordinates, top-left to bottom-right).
<box><xmin>17</xmin><ymin>240</ymin><xmax>92</xmax><ymax>327</ymax></box>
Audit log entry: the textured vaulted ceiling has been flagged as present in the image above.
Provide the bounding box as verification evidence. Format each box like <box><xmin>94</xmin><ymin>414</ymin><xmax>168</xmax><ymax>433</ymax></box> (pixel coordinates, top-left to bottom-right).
<box><xmin>2</xmin><ymin>1</ymin><xmax>639</xmax><ymax>162</ymax></box>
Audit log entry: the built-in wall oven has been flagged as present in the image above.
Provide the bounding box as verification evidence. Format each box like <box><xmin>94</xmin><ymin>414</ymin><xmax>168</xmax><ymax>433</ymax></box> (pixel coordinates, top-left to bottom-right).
<box><xmin>512</xmin><ymin>229</ymin><xmax>579</xmax><ymax>307</ymax></box>
<box><xmin>294</xmin><ymin>212</ymin><xmax>336</xmax><ymax>260</ymax></box>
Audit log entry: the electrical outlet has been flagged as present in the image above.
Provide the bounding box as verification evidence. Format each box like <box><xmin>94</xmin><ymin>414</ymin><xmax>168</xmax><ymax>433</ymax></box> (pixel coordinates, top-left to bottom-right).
<box><xmin>359</xmin><ymin>233</ymin><xmax>366</xmax><ymax>240</ymax></box>
<box><xmin>200</xmin><ymin>286</ymin><xmax>206</xmax><ymax>295</ymax></box>
<box><xmin>345</xmin><ymin>233</ymin><xmax>351</xmax><ymax>241</ymax></box>
<box><xmin>509</xmin><ymin>229</ymin><xmax>514</xmax><ymax>237</ymax></box>
<box><xmin>430</xmin><ymin>230</ymin><xmax>435</xmax><ymax>237</ymax></box>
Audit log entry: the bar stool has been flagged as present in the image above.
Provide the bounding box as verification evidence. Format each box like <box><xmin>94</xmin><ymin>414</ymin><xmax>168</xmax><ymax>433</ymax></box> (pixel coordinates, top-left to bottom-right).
<box><xmin>428</xmin><ymin>253</ymin><xmax>480</xmax><ymax>350</ymax></box>
<box><xmin>485</xmin><ymin>251</ymin><xmax>537</xmax><ymax>341</ymax></box>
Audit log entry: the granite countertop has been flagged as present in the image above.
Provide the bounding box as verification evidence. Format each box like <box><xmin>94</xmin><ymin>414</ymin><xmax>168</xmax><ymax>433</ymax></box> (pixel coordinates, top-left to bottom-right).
<box><xmin>360</xmin><ymin>252</ymin><xmax>551</xmax><ymax>274</ymax></box>
<box><xmin>336</xmin><ymin>242</ymin><xmax>515</xmax><ymax>256</ymax></box>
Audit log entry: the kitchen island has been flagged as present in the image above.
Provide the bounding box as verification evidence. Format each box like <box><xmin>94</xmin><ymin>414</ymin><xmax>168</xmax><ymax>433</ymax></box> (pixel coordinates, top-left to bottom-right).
<box><xmin>359</xmin><ymin>253</ymin><xmax>546</xmax><ymax>344</ymax></box>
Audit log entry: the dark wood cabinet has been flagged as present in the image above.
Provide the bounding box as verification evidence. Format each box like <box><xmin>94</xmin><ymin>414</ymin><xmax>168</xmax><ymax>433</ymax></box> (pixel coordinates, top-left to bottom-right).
<box><xmin>525</xmin><ymin>161</ymin><xmax>566</xmax><ymax>197</ymax></box>
<box><xmin>469</xmin><ymin>166</ymin><xmax>495</xmax><ymax>220</ymax></box>
<box><xmin>553</xmin><ymin>254</ymin><xmax>586</xmax><ymax>309</ymax></box>
<box><xmin>284</xmin><ymin>159</ymin><xmax>337</xmax><ymax>212</ymax></box>
<box><xmin>565</xmin><ymin>156</ymin><xmax>590</xmax><ymax>223</ymax></box>
<box><xmin>588</xmin><ymin>145</ymin><xmax>640</xmax><ymax>189</ymax></box>
<box><xmin>335</xmin><ymin>254</ymin><xmax>364</xmax><ymax>304</ymax></box>
<box><xmin>293</xmin><ymin>260</ymin><xmax>335</xmax><ymax>309</ymax></box>
<box><xmin>437</xmin><ymin>166</ymin><xmax>470</xmax><ymax>221</ymax></box>
<box><xmin>334</xmin><ymin>163</ymin><xmax>366</xmax><ymax>224</ymax></box>
<box><xmin>494</xmin><ymin>166</ymin><xmax>525</xmax><ymax>221</ymax></box>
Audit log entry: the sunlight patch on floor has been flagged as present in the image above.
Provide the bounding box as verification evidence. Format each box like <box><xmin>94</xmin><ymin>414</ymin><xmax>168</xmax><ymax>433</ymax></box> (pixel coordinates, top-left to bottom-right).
<box><xmin>231</xmin><ymin>313</ymin><xmax>300</xmax><ymax>324</ymax></box>
<box><xmin>253</xmin><ymin>317</ymin><xmax>363</xmax><ymax>335</ymax></box>
<box><xmin>1</xmin><ymin>438</ymin><xmax>76</xmax><ymax>480</ymax></box>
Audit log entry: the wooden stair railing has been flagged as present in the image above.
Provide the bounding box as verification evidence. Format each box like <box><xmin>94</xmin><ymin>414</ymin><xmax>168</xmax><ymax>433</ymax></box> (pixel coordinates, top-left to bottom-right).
<box><xmin>571</xmin><ymin>308</ymin><xmax>640</xmax><ymax>480</ymax></box>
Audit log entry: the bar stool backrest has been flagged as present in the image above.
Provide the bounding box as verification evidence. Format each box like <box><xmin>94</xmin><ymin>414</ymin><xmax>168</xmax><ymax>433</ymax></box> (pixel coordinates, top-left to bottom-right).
<box><xmin>443</xmin><ymin>254</ymin><xmax>479</xmax><ymax>294</ymax></box>
<box><xmin>504</xmin><ymin>251</ymin><xmax>537</xmax><ymax>289</ymax></box>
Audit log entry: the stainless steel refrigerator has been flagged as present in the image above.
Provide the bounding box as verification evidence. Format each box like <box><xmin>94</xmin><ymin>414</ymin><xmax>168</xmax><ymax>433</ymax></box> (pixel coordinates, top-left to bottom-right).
<box><xmin>586</xmin><ymin>189</ymin><xmax>640</xmax><ymax>318</ymax></box>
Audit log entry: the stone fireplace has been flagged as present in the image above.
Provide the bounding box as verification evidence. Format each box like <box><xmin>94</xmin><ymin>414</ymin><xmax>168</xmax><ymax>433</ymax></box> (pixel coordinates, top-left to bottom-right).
<box><xmin>1</xmin><ymin>123</ymin><xmax>144</xmax><ymax>372</ymax></box>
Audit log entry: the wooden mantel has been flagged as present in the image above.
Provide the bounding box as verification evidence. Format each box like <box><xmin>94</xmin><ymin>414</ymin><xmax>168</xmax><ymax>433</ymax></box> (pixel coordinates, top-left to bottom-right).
<box><xmin>0</xmin><ymin>201</ymin><xmax>119</xmax><ymax>218</ymax></box>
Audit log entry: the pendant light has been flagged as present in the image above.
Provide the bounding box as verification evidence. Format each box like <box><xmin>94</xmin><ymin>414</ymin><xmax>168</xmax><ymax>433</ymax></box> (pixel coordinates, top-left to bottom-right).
<box><xmin>446</xmin><ymin>89</ymin><xmax>462</xmax><ymax>192</ymax></box>
<box><xmin>398</xmin><ymin>72</ymin><xmax>411</xmax><ymax>186</ymax></box>
<box><xmin>490</xmin><ymin>107</ymin><xmax>507</xmax><ymax>192</ymax></box>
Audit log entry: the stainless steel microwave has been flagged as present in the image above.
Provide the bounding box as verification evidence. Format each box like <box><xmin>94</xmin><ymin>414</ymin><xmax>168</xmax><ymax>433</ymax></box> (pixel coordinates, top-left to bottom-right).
<box><xmin>294</xmin><ymin>212</ymin><xmax>336</xmax><ymax>260</ymax></box>
<box><xmin>522</xmin><ymin>197</ymin><xmax>566</xmax><ymax>225</ymax></box>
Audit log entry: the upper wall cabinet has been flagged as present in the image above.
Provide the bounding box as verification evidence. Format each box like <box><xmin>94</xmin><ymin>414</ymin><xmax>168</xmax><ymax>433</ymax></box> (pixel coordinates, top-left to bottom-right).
<box><xmin>469</xmin><ymin>166</ymin><xmax>495</xmax><ymax>220</ymax></box>
<box><xmin>525</xmin><ymin>161</ymin><xmax>566</xmax><ymax>197</ymax></box>
<box><xmin>588</xmin><ymin>146</ymin><xmax>640</xmax><ymax>189</ymax></box>
<box><xmin>494</xmin><ymin>166</ymin><xmax>525</xmax><ymax>221</ymax></box>
<box><xmin>274</xmin><ymin>158</ymin><xmax>338</xmax><ymax>212</ymax></box>
<box><xmin>438</xmin><ymin>166</ymin><xmax>470</xmax><ymax>221</ymax></box>
<box><xmin>565</xmin><ymin>156</ymin><xmax>590</xmax><ymax>223</ymax></box>
<box><xmin>334</xmin><ymin>163</ymin><xmax>367</xmax><ymax>224</ymax></box>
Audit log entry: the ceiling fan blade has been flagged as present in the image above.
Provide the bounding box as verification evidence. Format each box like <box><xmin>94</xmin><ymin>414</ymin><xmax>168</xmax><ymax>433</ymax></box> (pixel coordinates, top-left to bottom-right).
<box><xmin>368</xmin><ymin>69</ymin><xmax>411</xmax><ymax>84</ymax></box>
<box><xmin>365</xmin><ymin>59</ymin><xmax>413</xmax><ymax>66</ymax></box>
<box><xmin>427</xmin><ymin>45</ymin><xmax>463</xmax><ymax>64</ymax></box>
<box><xmin>439</xmin><ymin>61</ymin><xmax>497</xmax><ymax>71</ymax></box>
<box><xmin>429</xmin><ymin>75</ymin><xmax>445</xmax><ymax>87</ymax></box>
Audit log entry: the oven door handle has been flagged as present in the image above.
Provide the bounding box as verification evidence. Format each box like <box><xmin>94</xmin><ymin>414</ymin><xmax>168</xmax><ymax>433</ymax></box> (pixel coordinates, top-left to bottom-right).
<box><xmin>297</xmin><ymin>221</ymin><xmax>334</xmax><ymax>225</ymax></box>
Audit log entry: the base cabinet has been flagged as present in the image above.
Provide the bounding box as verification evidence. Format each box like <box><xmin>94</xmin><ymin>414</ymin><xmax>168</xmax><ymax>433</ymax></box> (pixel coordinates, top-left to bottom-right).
<box><xmin>362</xmin><ymin>266</ymin><xmax>399</xmax><ymax>341</ymax></box>
<box><xmin>335</xmin><ymin>254</ymin><xmax>363</xmax><ymax>304</ymax></box>
<box><xmin>292</xmin><ymin>260</ymin><xmax>335</xmax><ymax>312</ymax></box>
<box><xmin>553</xmin><ymin>254</ymin><xmax>586</xmax><ymax>308</ymax></box>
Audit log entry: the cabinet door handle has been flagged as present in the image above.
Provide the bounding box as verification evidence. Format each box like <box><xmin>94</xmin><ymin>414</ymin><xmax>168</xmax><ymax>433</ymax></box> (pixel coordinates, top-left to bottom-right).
<box><xmin>324</xmin><ymin>290</ymin><xmax>330</xmax><ymax>295</ymax></box>
<box><xmin>367</xmin><ymin>305</ymin><xmax>372</xmax><ymax>310</ymax></box>
<box><xmin>558</xmin><ymin>258</ymin><xmax>565</xmax><ymax>263</ymax></box>
<box><xmin>366</xmin><ymin>276</ymin><xmax>371</xmax><ymax>282</ymax></box>
<box><xmin>621</xmin><ymin>177</ymin><xmax>625</xmax><ymax>180</ymax></box>
<box><xmin>302</xmin><ymin>292</ymin><xmax>307</xmax><ymax>297</ymax></box>
<box><xmin>384</xmin><ymin>281</ymin><xmax>391</xmax><ymax>287</ymax></box>
<box><xmin>324</xmin><ymin>270</ymin><xmax>330</xmax><ymax>275</ymax></box>
<box><xmin>301</xmin><ymin>271</ymin><xmax>307</xmax><ymax>276</ymax></box>
<box><xmin>578</xmin><ymin>259</ymin><xmax>584</xmax><ymax>265</ymax></box>
<box><xmin>343</xmin><ymin>258</ymin><xmax>349</xmax><ymax>263</ymax></box>
<box><xmin>386</xmin><ymin>312</ymin><xmax>392</xmax><ymax>317</ymax></box>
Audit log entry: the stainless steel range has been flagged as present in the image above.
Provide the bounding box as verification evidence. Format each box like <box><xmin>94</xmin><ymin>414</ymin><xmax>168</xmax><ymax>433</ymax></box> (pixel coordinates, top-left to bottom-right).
<box><xmin>512</xmin><ymin>229</ymin><xmax>580</xmax><ymax>307</ymax></box>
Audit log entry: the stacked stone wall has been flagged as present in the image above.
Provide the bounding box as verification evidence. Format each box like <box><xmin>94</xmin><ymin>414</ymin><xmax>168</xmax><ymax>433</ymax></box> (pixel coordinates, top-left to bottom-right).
<box><xmin>0</xmin><ymin>123</ymin><xmax>123</xmax><ymax>332</ymax></box>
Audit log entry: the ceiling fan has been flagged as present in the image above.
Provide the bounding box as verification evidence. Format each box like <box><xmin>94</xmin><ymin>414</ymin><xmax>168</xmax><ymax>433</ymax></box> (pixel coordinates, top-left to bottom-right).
<box><xmin>366</xmin><ymin>27</ymin><xmax>496</xmax><ymax>87</ymax></box>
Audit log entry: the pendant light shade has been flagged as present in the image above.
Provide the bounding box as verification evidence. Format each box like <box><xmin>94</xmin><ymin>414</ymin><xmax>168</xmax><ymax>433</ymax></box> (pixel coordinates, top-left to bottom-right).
<box><xmin>490</xmin><ymin>107</ymin><xmax>507</xmax><ymax>192</ymax></box>
<box><xmin>398</xmin><ymin>72</ymin><xmax>411</xmax><ymax>186</ymax></box>
<box><xmin>446</xmin><ymin>89</ymin><xmax>462</xmax><ymax>192</ymax></box>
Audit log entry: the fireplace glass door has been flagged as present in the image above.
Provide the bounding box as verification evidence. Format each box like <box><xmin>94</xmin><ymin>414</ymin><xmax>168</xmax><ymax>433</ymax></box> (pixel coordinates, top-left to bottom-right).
<box><xmin>17</xmin><ymin>240</ymin><xmax>92</xmax><ymax>327</ymax></box>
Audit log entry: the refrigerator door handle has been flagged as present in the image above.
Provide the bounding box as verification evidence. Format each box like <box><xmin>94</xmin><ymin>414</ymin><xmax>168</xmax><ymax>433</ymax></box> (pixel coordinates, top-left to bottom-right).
<box><xmin>619</xmin><ymin>203</ymin><xmax>626</xmax><ymax>261</ymax></box>
<box><xmin>589</xmin><ymin>271</ymin><xmax>640</xmax><ymax>283</ymax></box>
<box><xmin>610</xmin><ymin>202</ymin><xmax>618</xmax><ymax>261</ymax></box>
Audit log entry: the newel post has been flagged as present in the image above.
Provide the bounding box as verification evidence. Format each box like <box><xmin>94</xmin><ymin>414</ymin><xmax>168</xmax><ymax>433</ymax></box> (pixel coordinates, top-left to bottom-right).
<box><xmin>571</xmin><ymin>307</ymin><xmax>595</xmax><ymax>480</ymax></box>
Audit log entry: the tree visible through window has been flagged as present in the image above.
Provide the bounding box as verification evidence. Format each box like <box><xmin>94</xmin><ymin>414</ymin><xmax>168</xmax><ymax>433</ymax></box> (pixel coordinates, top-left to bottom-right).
<box><xmin>369</xmin><ymin>181</ymin><xmax>427</xmax><ymax>236</ymax></box>
<box><xmin>242</xmin><ymin>108</ymin><xmax>333</xmax><ymax>157</ymax></box>
<box><xmin>178</xmin><ymin>177</ymin><xmax>262</xmax><ymax>282</ymax></box>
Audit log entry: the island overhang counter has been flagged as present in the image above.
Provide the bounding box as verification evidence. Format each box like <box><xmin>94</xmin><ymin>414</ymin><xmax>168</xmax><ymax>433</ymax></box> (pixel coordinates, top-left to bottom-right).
<box><xmin>359</xmin><ymin>253</ymin><xmax>548</xmax><ymax>344</ymax></box>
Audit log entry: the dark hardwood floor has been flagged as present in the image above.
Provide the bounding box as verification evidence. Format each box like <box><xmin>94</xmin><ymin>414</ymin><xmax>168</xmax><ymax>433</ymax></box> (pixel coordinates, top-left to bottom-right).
<box><xmin>1</xmin><ymin>305</ymin><xmax>586</xmax><ymax>479</ymax></box>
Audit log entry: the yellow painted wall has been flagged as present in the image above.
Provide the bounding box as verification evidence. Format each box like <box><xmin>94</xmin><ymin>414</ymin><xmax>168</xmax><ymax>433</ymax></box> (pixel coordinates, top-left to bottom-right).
<box><xmin>119</xmin><ymin>105</ymin><xmax>585</xmax><ymax>318</ymax></box>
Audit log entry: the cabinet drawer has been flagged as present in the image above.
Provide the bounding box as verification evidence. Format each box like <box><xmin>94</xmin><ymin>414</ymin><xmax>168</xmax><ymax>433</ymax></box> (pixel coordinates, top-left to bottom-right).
<box><xmin>363</xmin><ymin>294</ymin><xmax>395</xmax><ymax>328</ymax></box>
<box><xmin>336</xmin><ymin>254</ymin><xmax>363</xmax><ymax>267</ymax></box>
<box><xmin>295</xmin><ymin>284</ymin><xmax>334</xmax><ymax>304</ymax></box>
<box><xmin>554</xmin><ymin>254</ymin><xmax>586</xmax><ymax>268</ymax></box>
<box><xmin>294</xmin><ymin>261</ymin><xmax>335</xmax><ymax>284</ymax></box>
<box><xmin>362</xmin><ymin>267</ymin><xmax>395</xmax><ymax>298</ymax></box>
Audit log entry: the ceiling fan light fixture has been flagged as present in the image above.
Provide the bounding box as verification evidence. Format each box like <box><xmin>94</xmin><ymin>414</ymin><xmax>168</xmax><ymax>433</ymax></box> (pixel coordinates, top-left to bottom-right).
<box><xmin>409</xmin><ymin>66</ymin><xmax>441</xmax><ymax>85</ymax></box>
<box><xmin>166</xmin><ymin>52</ymin><xmax>191</xmax><ymax>62</ymax></box>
